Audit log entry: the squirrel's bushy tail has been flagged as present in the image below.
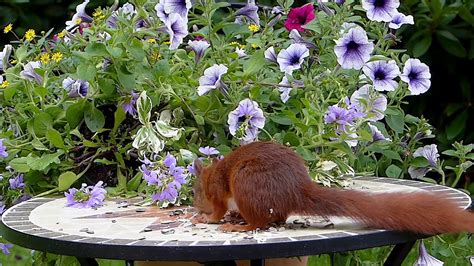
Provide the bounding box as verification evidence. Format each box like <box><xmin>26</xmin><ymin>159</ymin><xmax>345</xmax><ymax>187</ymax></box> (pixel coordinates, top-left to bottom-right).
<box><xmin>302</xmin><ymin>184</ymin><xmax>474</xmax><ymax>234</ymax></box>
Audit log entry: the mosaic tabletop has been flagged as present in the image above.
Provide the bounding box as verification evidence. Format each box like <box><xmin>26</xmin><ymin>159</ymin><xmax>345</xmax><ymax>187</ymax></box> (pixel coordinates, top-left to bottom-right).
<box><xmin>1</xmin><ymin>177</ymin><xmax>472</xmax><ymax>261</ymax></box>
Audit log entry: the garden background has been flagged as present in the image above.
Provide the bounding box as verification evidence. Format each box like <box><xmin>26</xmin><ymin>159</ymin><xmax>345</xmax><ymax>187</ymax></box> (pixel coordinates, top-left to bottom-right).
<box><xmin>0</xmin><ymin>0</ymin><xmax>473</xmax><ymax>265</ymax></box>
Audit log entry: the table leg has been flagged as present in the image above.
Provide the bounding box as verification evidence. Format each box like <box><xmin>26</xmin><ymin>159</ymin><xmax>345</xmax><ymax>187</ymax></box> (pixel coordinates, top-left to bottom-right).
<box><xmin>250</xmin><ymin>259</ymin><xmax>265</xmax><ymax>266</ymax></box>
<box><xmin>384</xmin><ymin>241</ymin><xmax>416</xmax><ymax>266</ymax></box>
<box><xmin>76</xmin><ymin>257</ymin><xmax>99</xmax><ymax>266</ymax></box>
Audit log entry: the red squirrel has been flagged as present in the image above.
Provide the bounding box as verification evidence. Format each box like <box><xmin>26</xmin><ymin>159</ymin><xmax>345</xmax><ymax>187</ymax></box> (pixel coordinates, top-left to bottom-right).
<box><xmin>192</xmin><ymin>141</ymin><xmax>474</xmax><ymax>234</ymax></box>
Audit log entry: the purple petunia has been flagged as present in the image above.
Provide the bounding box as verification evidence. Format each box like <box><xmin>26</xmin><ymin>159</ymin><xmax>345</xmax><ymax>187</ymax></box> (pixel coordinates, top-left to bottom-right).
<box><xmin>65</xmin><ymin>181</ymin><xmax>107</xmax><ymax>208</ymax></box>
<box><xmin>389</xmin><ymin>12</ymin><xmax>414</xmax><ymax>29</ymax></box>
<box><xmin>9</xmin><ymin>174</ymin><xmax>25</xmax><ymax>190</ymax></box>
<box><xmin>324</xmin><ymin>99</ymin><xmax>365</xmax><ymax>133</ymax></box>
<box><xmin>414</xmin><ymin>240</ymin><xmax>444</xmax><ymax>265</ymax></box>
<box><xmin>368</xmin><ymin>124</ymin><xmax>390</xmax><ymax>142</ymax></box>
<box><xmin>334</xmin><ymin>27</ymin><xmax>374</xmax><ymax>70</ymax></box>
<box><xmin>228</xmin><ymin>99</ymin><xmax>266</xmax><ymax>143</ymax></box>
<box><xmin>122</xmin><ymin>92</ymin><xmax>139</xmax><ymax>117</ymax></box>
<box><xmin>264</xmin><ymin>47</ymin><xmax>278</xmax><ymax>63</ymax></box>
<box><xmin>289</xmin><ymin>29</ymin><xmax>317</xmax><ymax>49</ymax></box>
<box><xmin>106</xmin><ymin>3</ymin><xmax>137</xmax><ymax>28</ymax></box>
<box><xmin>362</xmin><ymin>60</ymin><xmax>400</xmax><ymax>91</ymax></box>
<box><xmin>62</xmin><ymin>77</ymin><xmax>89</xmax><ymax>98</ymax></box>
<box><xmin>350</xmin><ymin>85</ymin><xmax>387</xmax><ymax>121</ymax></box>
<box><xmin>278</xmin><ymin>76</ymin><xmax>304</xmax><ymax>103</ymax></box>
<box><xmin>235</xmin><ymin>0</ymin><xmax>260</xmax><ymax>25</ymax></box>
<box><xmin>65</xmin><ymin>0</ymin><xmax>93</xmax><ymax>30</ymax></box>
<box><xmin>20</xmin><ymin>61</ymin><xmax>42</xmax><ymax>84</ymax></box>
<box><xmin>163</xmin><ymin>0</ymin><xmax>192</xmax><ymax>19</ymax></box>
<box><xmin>0</xmin><ymin>139</ymin><xmax>7</xmax><ymax>158</ymax></box>
<box><xmin>400</xmin><ymin>58</ymin><xmax>431</xmax><ymax>95</ymax></box>
<box><xmin>165</xmin><ymin>13</ymin><xmax>188</xmax><ymax>50</ymax></box>
<box><xmin>408</xmin><ymin>144</ymin><xmax>439</xmax><ymax>179</ymax></box>
<box><xmin>188</xmin><ymin>40</ymin><xmax>210</xmax><ymax>64</ymax></box>
<box><xmin>277</xmin><ymin>43</ymin><xmax>309</xmax><ymax>74</ymax></box>
<box><xmin>199</xmin><ymin>146</ymin><xmax>220</xmax><ymax>156</ymax></box>
<box><xmin>361</xmin><ymin>0</ymin><xmax>400</xmax><ymax>22</ymax></box>
<box><xmin>0</xmin><ymin>202</ymin><xmax>6</xmax><ymax>215</ymax></box>
<box><xmin>0</xmin><ymin>243</ymin><xmax>13</xmax><ymax>255</ymax></box>
<box><xmin>0</xmin><ymin>45</ymin><xmax>12</xmax><ymax>71</ymax></box>
<box><xmin>197</xmin><ymin>64</ymin><xmax>228</xmax><ymax>96</ymax></box>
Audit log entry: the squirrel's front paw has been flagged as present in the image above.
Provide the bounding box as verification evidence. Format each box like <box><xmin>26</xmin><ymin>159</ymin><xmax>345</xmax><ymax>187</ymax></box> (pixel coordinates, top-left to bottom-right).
<box><xmin>191</xmin><ymin>213</ymin><xmax>220</xmax><ymax>224</ymax></box>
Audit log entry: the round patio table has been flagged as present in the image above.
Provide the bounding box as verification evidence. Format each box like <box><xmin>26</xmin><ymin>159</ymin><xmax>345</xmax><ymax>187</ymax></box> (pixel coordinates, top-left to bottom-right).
<box><xmin>1</xmin><ymin>177</ymin><xmax>472</xmax><ymax>266</ymax></box>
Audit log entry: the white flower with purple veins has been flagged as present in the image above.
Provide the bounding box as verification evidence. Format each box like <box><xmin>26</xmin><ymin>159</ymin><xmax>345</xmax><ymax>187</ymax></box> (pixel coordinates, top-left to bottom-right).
<box><xmin>228</xmin><ymin>99</ymin><xmax>266</xmax><ymax>143</ymax></box>
<box><xmin>65</xmin><ymin>181</ymin><xmax>107</xmax><ymax>208</ymax></box>
<box><xmin>20</xmin><ymin>61</ymin><xmax>42</xmax><ymax>84</ymax></box>
<box><xmin>119</xmin><ymin>3</ymin><xmax>136</xmax><ymax>19</ymax></box>
<box><xmin>277</xmin><ymin>43</ymin><xmax>309</xmax><ymax>74</ymax></box>
<box><xmin>264</xmin><ymin>47</ymin><xmax>278</xmax><ymax>63</ymax></box>
<box><xmin>278</xmin><ymin>76</ymin><xmax>304</xmax><ymax>103</ymax></box>
<box><xmin>289</xmin><ymin>29</ymin><xmax>317</xmax><ymax>49</ymax></box>
<box><xmin>334</xmin><ymin>27</ymin><xmax>374</xmax><ymax>70</ymax></box>
<box><xmin>163</xmin><ymin>0</ymin><xmax>192</xmax><ymax>19</ymax></box>
<box><xmin>165</xmin><ymin>13</ymin><xmax>188</xmax><ymax>50</ymax></box>
<box><xmin>368</xmin><ymin>124</ymin><xmax>390</xmax><ymax>142</ymax></box>
<box><xmin>361</xmin><ymin>0</ymin><xmax>400</xmax><ymax>22</ymax></box>
<box><xmin>199</xmin><ymin>146</ymin><xmax>220</xmax><ymax>156</ymax></box>
<box><xmin>197</xmin><ymin>64</ymin><xmax>228</xmax><ymax>96</ymax></box>
<box><xmin>235</xmin><ymin>0</ymin><xmax>260</xmax><ymax>25</ymax></box>
<box><xmin>0</xmin><ymin>202</ymin><xmax>6</xmax><ymax>215</ymax></box>
<box><xmin>389</xmin><ymin>12</ymin><xmax>414</xmax><ymax>29</ymax></box>
<box><xmin>188</xmin><ymin>40</ymin><xmax>210</xmax><ymax>64</ymax></box>
<box><xmin>0</xmin><ymin>45</ymin><xmax>12</xmax><ymax>71</ymax></box>
<box><xmin>362</xmin><ymin>60</ymin><xmax>400</xmax><ymax>91</ymax></box>
<box><xmin>62</xmin><ymin>77</ymin><xmax>89</xmax><ymax>98</ymax></box>
<box><xmin>408</xmin><ymin>144</ymin><xmax>439</xmax><ymax>179</ymax></box>
<box><xmin>350</xmin><ymin>85</ymin><xmax>387</xmax><ymax>121</ymax></box>
<box><xmin>65</xmin><ymin>0</ymin><xmax>93</xmax><ymax>30</ymax></box>
<box><xmin>401</xmin><ymin>58</ymin><xmax>431</xmax><ymax>95</ymax></box>
<box><xmin>414</xmin><ymin>240</ymin><xmax>444</xmax><ymax>266</ymax></box>
<box><xmin>235</xmin><ymin>47</ymin><xmax>247</xmax><ymax>58</ymax></box>
<box><xmin>155</xmin><ymin>0</ymin><xmax>169</xmax><ymax>23</ymax></box>
<box><xmin>0</xmin><ymin>138</ymin><xmax>7</xmax><ymax>158</ymax></box>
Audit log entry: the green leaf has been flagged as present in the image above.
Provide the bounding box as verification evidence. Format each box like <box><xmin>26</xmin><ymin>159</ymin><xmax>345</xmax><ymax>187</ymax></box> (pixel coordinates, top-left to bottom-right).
<box><xmin>106</xmin><ymin>47</ymin><xmax>123</xmax><ymax>58</ymax></box>
<box><xmin>9</xmin><ymin>157</ymin><xmax>31</xmax><ymax>173</ymax></box>
<box><xmin>243</xmin><ymin>50</ymin><xmax>265</xmax><ymax>75</ymax></box>
<box><xmin>154</xmin><ymin>60</ymin><xmax>170</xmax><ymax>78</ymax></box>
<box><xmin>441</xmin><ymin>149</ymin><xmax>458</xmax><ymax>157</ymax></box>
<box><xmin>270</xmin><ymin>114</ymin><xmax>293</xmax><ymax>125</ymax></box>
<box><xmin>127</xmin><ymin>39</ymin><xmax>145</xmax><ymax>61</ymax></box>
<box><xmin>436</xmin><ymin>30</ymin><xmax>467</xmax><ymax>58</ymax></box>
<box><xmin>117</xmin><ymin>64</ymin><xmax>135</xmax><ymax>90</ymax></box>
<box><xmin>412</xmin><ymin>35</ymin><xmax>432</xmax><ymax>57</ymax></box>
<box><xmin>137</xmin><ymin>91</ymin><xmax>152</xmax><ymax>124</ymax></box>
<box><xmin>46</xmin><ymin>129</ymin><xmax>66</xmax><ymax>149</ymax></box>
<box><xmin>98</xmin><ymin>78</ymin><xmax>116</xmax><ymax>96</ymax></box>
<box><xmin>66</xmin><ymin>101</ymin><xmax>85</xmax><ymax>128</ymax></box>
<box><xmin>127</xmin><ymin>172</ymin><xmax>142</xmax><ymax>191</ymax></box>
<box><xmin>76</xmin><ymin>64</ymin><xmax>97</xmax><ymax>81</ymax></box>
<box><xmin>385</xmin><ymin>108</ymin><xmax>405</xmax><ymax>134</ymax></box>
<box><xmin>117</xmin><ymin>167</ymin><xmax>127</xmax><ymax>190</ymax></box>
<box><xmin>33</xmin><ymin>112</ymin><xmax>53</xmax><ymax>137</ymax></box>
<box><xmin>195</xmin><ymin>114</ymin><xmax>205</xmax><ymax>125</ymax></box>
<box><xmin>411</xmin><ymin>157</ymin><xmax>430</xmax><ymax>167</ymax></box>
<box><xmin>58</xmin><ymin>171</ymin><xmax>79</xmax><ymax>191</ymax></box>
<box><xmin>382</xmin><ymin>150</ymin><xmax>403</xmax><ymax>162</ymax></box>
<box><xmin>28</xmin><ymin>151</ymin><xmax>64</xmax><ymax>171</ymax></box>
<box><xmin>386</xmin><ymin>165</ymin><xmax>402</xmax><ymax>178</ymax></box>
<box><xmin>85</xmin><ymin>43</ymin><xmax>109</xmax><ymax>57</ymax></box>
<box><xmin>84</xmin><ymin>102</ymin><xmax>105</xmax><ymax>132</ymax></box>
<box><xmin>446</xmin><ymin>111</ymin><xmax>467</xmax><ymax>140</ymax></box>
<box><xmin>112</xmin><ymin>107</ymin><xmax>126</xmax><ymax>136</ymax></box>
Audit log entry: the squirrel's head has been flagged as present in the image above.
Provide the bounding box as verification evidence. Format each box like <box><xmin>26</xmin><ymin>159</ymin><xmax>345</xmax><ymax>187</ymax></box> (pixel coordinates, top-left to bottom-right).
<box><xmin>192</xmin><ymin>158</ymin><xmax>219</xmax><ymax>214</ymax></box>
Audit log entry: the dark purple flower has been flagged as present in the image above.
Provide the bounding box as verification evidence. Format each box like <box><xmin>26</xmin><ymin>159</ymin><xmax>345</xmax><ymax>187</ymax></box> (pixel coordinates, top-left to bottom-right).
<box><xmin>9</xmin><ymin>174</ymin><xmax>25</xmax><ymax>190</ymax></box>
<box><xmin>64</xmin><ymin>181</ymin><xmax>106</xmax><ymax>208</ymax></box>
<box><xmin>20</xmin><ymin>61</ymin><xmax>43</xmax><ymax>84</ymax></box>
<box><xmin>335</xmin><ymin>0</ymin><xmax>345</xmax><ymax>4</ymax></box>
<box><xmin>65</xmin><ymin>0</ymin><xmax>93</xmax><ymax>30</ymax></box>
<box><xmin>334</xmin><ymin>26</ymin><xmax>374</xmax><ymax>69</ymax></box>
<box><xmin>350</xmin><ymin>85</ymin><xmax>387</xmax><ymax>121</ymax></box>
<box><xmin>362</xmin><ymin>0</ymin><xmax>400</xmax><ymax>22</ymax></box>
<box><xmin>235</xmin><ymin>0</ymin><xmax>260</xmax><ymax>25</ymax></box>
<box><xmin>408</xmin><ymin>144</ymin><xmax>439</xmax><ymax>179</ymax></box>
<box><xmin>324</xmin><ymin>99</ymin><xmax>365</xmax><ymax>133</ymax></box>
<box><xmin>188</xmin><ymin>40</ymin><xmax>210</xmax><ymax>64</ymax></box>
<box><xmin>0</xmin><ymin>243</ymin><xmax>13</xmax><ymax>255</ymax></box>
<box><xmin>122</xmin><ymin>92</ymin><xmax>139</xmax><ymax>117</ymax></box>
<box><xmin>400</xmin><ymin>58</ymin><xmax>431</xmax><ymax>95</ymax></box>
<box><xmin>389</xmin><ymin>12</ymin><xmax>414</xmax><ymax>29</ymax></box>
<box><xmin>277</xmin><ymin>43</ymin><xmax>309</xmax><ymax>74</ymax></box>
<box><xmin>264</xmin><ymin>47</ymin><xmax>278</xmax><ymax>63</ymax></box>
<box><xmin>362</xmin><ymin>60</ymin><xmax>400</xmax><ymax>91</ymax></box>
<box><xmin>165</xmin><ymin>13</ymin><xmax>188</xmax><ymax>50</ymax></box>
<box><xmin>284</xmin><ymin>3</ymin><xmax>315</xmax><ymax>32</ymax></box>
<box><xmin>0</xmin><ymin>139</ymin><xmax>7</xmax><ymax>158</ymax></box>
<box><xmin>368</xmin><ymin>124</ymin><xmax>390</xmax><ymax>142</ymax></box>
<box><xmin>227</xmin><ymin>99</ymin><xmax>265</xmax><ymax>143</ymax></box>
<box><xmin>62</xmin><ymin>77</ymin><xmax>89</xmax><ymax>98</ymax></box>
<box><xmin>199</xmin><ymin>146</ymin><xmax>220</xmax><ymax>156</ymax></box>
<box><xmin>197</xmin><ymin>64</ymin><xmax>228</xmax><ymax>96</ymax></box>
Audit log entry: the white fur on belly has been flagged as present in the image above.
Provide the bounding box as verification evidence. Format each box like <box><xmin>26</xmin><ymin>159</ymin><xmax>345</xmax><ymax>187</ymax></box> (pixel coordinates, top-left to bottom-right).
<box><xmin>227</xmin><ymin>198</ymin><xmax>239</xmax><ymax>211</ymax></box>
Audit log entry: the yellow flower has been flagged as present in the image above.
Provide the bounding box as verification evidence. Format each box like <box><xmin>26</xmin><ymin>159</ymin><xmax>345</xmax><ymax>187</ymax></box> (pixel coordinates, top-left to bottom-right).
<box><xmin>3</xmin><ymin>24</ymin><xmax>12</xmax><ymax>34</ymax></box>
<box><xmin>24</xmin><ymin>29</ymin><xmax>36</xmax><ymax>42</ymax></box>
<box><xmin>75</xmin><ymin>18</ymin><xmax>82</xmax><ymax>25</ymax></box>
<box><xmin>10</xmin><ymin>60</ymin><xmax>17</xmax><ymax>65</ymax></box>
<box><xmin>248</xmin><ymin>24</ymin><xmax>259</xmax><ymax>33</ymax></box>
<box><xmin>251</xmin><ymin>44</ymin><xmax>259</xmax><ymax>49</ymax></box>
<box><xmin>52</xmin><ymin>52</ymin><xmax>63</xmax><ymax>63</ymax></box>
<box><xmin>93</xmin><ymin>9</ymin><xmax>106</xmax><ymax>20</ymax></box>
<box><xmin>239</xmin><ymin>44</ymin><xmax>246</xmax><ymax>49</ymax></box>
<box><xmin>230</xmin><ymin>41</ymin><xmax>239</xmax><ymax>47</ymax></box>
<box><xmin>151</xmin><ymin>52</ymin><xmax>161</xmax><ymax>61</ymax></box>
<box><xmin>57</xmin><ymin>30</ymin><xmax>66</xmax><ymax>39</ymax></box>
<box><xmin>148</xmin><ymin>38</ymin><xmax>157</xmax><ymax>44</ymax></box>
<box><xmin>163</xmin><ymin>41</ymin><xmax>171</xmax><ymax>45</ymax></box>
<box><xmin>40</xmin><ymin>53</ymin><xmax>50</xmax><ymax>64</ymax></box>
<box><xmin>0</xmin><ymin>81</ymin><xmax>9</xmax><ymax>89</ymax></box>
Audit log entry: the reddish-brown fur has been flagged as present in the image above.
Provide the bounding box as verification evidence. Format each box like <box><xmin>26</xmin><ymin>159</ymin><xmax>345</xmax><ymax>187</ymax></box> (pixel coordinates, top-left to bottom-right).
<box><xmin>193</xmin><ymin>141</ymin><xmax>474</xmax><ymax>234</ymax></box>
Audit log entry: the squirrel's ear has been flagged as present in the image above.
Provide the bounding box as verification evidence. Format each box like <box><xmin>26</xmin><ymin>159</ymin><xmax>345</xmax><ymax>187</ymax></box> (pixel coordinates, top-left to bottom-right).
<box><xmin>194</xmin><ymin>159</ymin><xmax>203</xmax><ymax>175</ymax></box>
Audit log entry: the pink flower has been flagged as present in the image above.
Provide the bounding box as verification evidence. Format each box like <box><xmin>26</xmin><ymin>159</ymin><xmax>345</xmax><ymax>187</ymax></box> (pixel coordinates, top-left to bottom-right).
<box><xmin>284</xmin><ymin>3</ymin><xmax>315</xmax><ymax>32</ymax></box>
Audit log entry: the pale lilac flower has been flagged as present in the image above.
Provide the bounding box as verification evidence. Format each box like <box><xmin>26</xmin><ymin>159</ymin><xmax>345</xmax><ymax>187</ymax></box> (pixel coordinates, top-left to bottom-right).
<box><xmin>272</xmin><ymin>6</ymin><xmax>284</xmax><ymax>15</ymax></box>
<box><xmin>362</xmin><ymin>60</ymin><xmax>400</xmax><ymax>91</ymax></box>
<box><xmin>118</xmin><ymin>3</ymin><xmax>136</xmax><ymax>19</ymax></box>
<box><xmin>278</xmin><ymin>76</ymin><xmax>304</xmax><ymax>103</ymax></box>
<box><xmin>408</xmin><ymin>144</ymin><xmax>439</xmax><ymax>179</ymax></box>
<box><xmin>368</xmin><ymin>124</ymin><xmax>390</xmax><ymax>142</ymax></box>
<box><xmin>165</xmin><ymin>13</ymin><xmax>188</xmax><ymax>50</ymax></box>
<box><xmin>228</xmin><ymin>99</ymin><xmax>265</xmax><ymax>143</ymax></box>
<box><xmin>235</xmin><ymin>47</ymin><xmax>247</xmax><ymax>58</ymax></box>
<box><xmin>414</xmin><ymin>240</ymin><xmax>444</xmax><ymax>266</ymax></box>
<box><xmin>197</xmin><ymin>64</ymin><xmax>228</xmax><ymax>96</ymax></box>
<box><xmin>163</xmin><ymin>0</ymin><xmax>192</xmax><ymax>19</ymax></box>
<box><xmin>0</xmin><ymin>202</ymin><xmax>6</xmax><ymax>215</ymax></box>
<box><xmin>62</xmin><ymin>77</ymin><xmax>89</xmax><ymax>98</ymax></box>
<box><xmin>65</xmin><ymin>181</ymin><xmax>107</xmax><ymax>208</ymax></box>
<box><xmin>0</xmin><ymin>45</ymin><xmax>12</xmax><ymax>71</ymax></box>
<box><xmin>122</xmin><ymin>92</ymin><xmax>139</xmax><ymax>117</ymax></box>
<box><xmin>334</xmin><ymin>27</ymin><xmax>374</xmax><ymax>69</ymax></box>
<box><xmin>0</xmin><ymin>139</ymin><xmax>7</xmax><ymax>158</ymax></box>
<box><xmin>264</xmin><ymin>47</ymin><xmax>278</xmax><ymax>63</ymax></box>
<box><xmin>199</xmin><ymin>146</ymin><xmax>220</xmax><ymax>156</ymax></box>
<box><xmin>9</xmin><ymin>174</ymin><xmax>25</xmax><ymax>190</ymax></box>
<box><xmin>389</xmin><ymin>12</ymin><xmax>414</xmax><ymax>29</ymax></box>
<box><xmin>350</xmin><ymin>85</ymin><xmax>387</xmax><ymax>121</ymax></box>
<box><xmin>155</xmin><ymin>1</ymin><xmax>169</xmax><ymax>23</ymax></box>
<box><xmin>277</xmin><ymin>43</ymin><xmax>309</xmax><ymax>74</ymax></box>
<box><xmin>0</xmin><ymin>243</ymin><xmax>13</xmax><ymax>255</ymax></box>
<box><xmin>324</xmin><ymin>99</ymin><xmax>365</xmax><ymax>133</ymax></box>
<box><xmin>361</xmin><ymin>0</ymin><xmax>400</xmax><ymax>22</ymax></box>
<box><xmin>188</xmin><ymin>40</ymin><xmax>210</xmax><ymax>64</ymax></box>
<box><xmin>289</xmin><ymin>29</ymin><xmax>317</xmax><ymax>49</ymax></box>
<box><xmin>340</xmin><ymin>22</ymin><xmax>359</xmax><ymax>34</ymax></box>
<box><xmin>235</xmin><ymin>0</ymin><xmax>260</xmax><ymax>25</ymax></box>
<box><xmin>400</xmin><ymin>59</ymin><xmax>431</xmax><ymax>95</ymax></box>
<box><xmin>65</xmin><ymin>0</ymin><xmax>93</xmax><ymax>30</ymax></box>
<box><xmin>20</xmin><ymin>61</ymin><xmax>42</xmax><ymax>84</ymax></box>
